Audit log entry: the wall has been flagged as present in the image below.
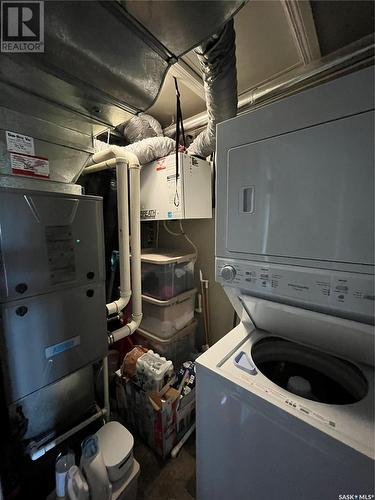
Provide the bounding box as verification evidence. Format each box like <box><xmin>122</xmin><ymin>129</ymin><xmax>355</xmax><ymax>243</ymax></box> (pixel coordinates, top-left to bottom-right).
<box><xmin>158</xmin><ymin>213</ymin><xmax>234</xmax><ymax>346</ymax></box>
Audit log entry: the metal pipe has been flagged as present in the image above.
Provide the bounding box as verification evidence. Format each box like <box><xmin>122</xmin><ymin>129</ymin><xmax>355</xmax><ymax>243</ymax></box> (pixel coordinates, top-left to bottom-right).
<box><xmin>28</xmin><ymin>408</ymin><xmax>107</xmax><ymax>461</ymax></box>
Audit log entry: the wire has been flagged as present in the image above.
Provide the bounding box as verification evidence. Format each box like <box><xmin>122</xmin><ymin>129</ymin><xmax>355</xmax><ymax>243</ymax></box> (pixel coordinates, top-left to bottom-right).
<box><xmin>179</xmin><ymin>220</ymin><xmax>198</xmax><ymax>257</ymax></box>
<box><xmin>162</xmin><ymin>220</ymin><xmax>198</xmax><ymax>257</ymax></box>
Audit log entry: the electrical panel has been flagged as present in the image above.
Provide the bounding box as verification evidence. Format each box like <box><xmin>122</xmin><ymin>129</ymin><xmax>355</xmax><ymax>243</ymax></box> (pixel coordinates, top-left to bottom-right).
<box><xmin>140</xmin><ymin>153</ymin><xmax>212</xmax><ymax>221</ymax></box>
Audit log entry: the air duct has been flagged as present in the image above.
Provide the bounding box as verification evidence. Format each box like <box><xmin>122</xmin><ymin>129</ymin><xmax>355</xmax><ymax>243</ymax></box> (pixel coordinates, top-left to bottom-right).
<box><xmin>121</xmin><ymin>113</ymin><xmax>163</xmax><ymax>143</ymax></box>
<box><xmin>187</xmin><ymin>19</ymin><xmax>238</xmax><ymax>158</ymax></box>
<box><xmin>94</xmin><ymin>136</ymin><xmax>176</xmax><ymax>166</ymax></box>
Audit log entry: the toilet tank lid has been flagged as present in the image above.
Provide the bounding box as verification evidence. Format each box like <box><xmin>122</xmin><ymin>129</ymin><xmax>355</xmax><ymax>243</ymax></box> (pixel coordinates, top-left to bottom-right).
<box><xmin>96</xmin><ymin>421</ymin><xmax>134</xmax><ymax>468</ymax></box>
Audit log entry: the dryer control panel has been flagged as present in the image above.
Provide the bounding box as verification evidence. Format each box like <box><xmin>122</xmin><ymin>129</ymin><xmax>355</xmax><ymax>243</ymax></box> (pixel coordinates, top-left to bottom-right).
<box><xmin>216</xmin><ymin>257</ymin><xmax>374</xmax><ymax>324</ymax></box>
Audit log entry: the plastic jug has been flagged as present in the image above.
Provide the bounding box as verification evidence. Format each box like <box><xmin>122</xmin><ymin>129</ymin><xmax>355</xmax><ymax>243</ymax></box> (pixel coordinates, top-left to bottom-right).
<box><xmin>80</xmin><ymin>435</ymin><xmax>112</xmax><ymax>500</ymax></box>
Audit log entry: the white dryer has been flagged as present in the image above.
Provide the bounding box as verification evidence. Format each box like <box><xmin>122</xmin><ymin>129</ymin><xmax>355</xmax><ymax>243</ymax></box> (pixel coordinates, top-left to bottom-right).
<box><xmin>196</xmin><ymin>65</ymin><xmax>374</xmax><ymax>500</ymax></box>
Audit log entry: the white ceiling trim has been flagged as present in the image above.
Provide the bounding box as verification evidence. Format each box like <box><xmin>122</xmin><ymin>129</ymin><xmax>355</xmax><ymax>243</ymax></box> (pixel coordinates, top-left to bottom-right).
<box><xmin>163</xmin><ymin>61</ymin><xmax>302</xmax><ymax>136</ymax></box>
<box><xmin>281</xmin><ymin>0</ymin><xmax>321</xmax><ymax>65</ymax></box>
<box><xmin>163</xmin><ymin>0</ymin><xmax>322</xmax><ymax>134</ymax></box>
<box><xmin>169</xmin><ymin>59</ymin><xmax>205</xmax><ymax>100</ymax></box>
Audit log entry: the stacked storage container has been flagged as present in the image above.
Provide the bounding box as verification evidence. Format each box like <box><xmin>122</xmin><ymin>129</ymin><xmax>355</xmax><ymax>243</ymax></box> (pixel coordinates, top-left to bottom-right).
<box><xmin>134</xmin><ymin>249</ymin><xmax>197</xmax><ymax>368</ymax></box>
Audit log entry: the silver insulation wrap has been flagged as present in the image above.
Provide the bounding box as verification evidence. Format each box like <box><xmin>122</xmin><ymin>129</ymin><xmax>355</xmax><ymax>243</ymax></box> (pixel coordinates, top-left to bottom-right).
<box><xmin>187</xmin><ymin>19</ymin><xmax>238</xmax><ymax>158</ymax></box>
<box><xmin>122</xmin><ymin>113</ymin><xmax>163</xmax><ymax>143</ymax></box>
<box><xmin>94</xmin><ymin>137</ymin><xmax>175</xmax><ymax>166</ymax></box>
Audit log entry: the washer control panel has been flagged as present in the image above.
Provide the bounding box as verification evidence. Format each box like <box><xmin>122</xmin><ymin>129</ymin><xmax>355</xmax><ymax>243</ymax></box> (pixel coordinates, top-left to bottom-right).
<box><xmin>216</xmin><ymin>258</ymin><xmax>374</xmax><ymax>323</ymax></box>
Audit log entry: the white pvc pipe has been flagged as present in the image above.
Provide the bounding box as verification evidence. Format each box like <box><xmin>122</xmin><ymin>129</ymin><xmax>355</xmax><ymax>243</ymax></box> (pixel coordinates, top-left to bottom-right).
<box><xmin>83</xmin><ymin>152</ymin><xmax>135</xmax><ymax>316</ymax></box>
<box><xmin>82</xmin><ymin>149</ymin><xmax>143</xmax><ymax>343</ymax></box>
<box><xmin>106</xmin><ymin>162</ymin><xmax>131</xmax><ymax>316</ymax></box>
<box><xmin>110</xmin><ymin>163</ymin><xmax>143</xmax><ymax>343</ymax></box>
<box><xmin>171</xmin><ymin>422</ymin><xmax>196</xmax><ymax>458</ymax></box>
<box><xmin>28</xmin><ymin>408</ymin><xmax>107</xmax><ymax>461</ymax></box>
<box><xmin>103</xmin><ymin>356</ymin><xmax>110</xmax><ymax>421</ymax></box>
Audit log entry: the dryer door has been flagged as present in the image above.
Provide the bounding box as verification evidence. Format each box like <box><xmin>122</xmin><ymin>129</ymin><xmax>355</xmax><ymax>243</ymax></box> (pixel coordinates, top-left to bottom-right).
<box><xmin>226</xmin><ymin>110</ymin><xmax>374</xmax><ymax>267</ymax></box>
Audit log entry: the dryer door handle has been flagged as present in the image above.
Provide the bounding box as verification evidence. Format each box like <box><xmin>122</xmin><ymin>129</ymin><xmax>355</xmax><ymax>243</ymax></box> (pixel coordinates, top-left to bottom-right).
<box><xmin>233</xmin><ymin>351</ymin><xmax>257</xmax><ymax>375</ymax></box>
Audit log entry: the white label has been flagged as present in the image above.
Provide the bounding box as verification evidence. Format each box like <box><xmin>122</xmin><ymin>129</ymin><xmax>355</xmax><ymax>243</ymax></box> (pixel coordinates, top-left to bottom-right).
<box><xmin>10</xmin><ymin>152</ymin><xmax>49</xmax><ymax>178</ymax></box>
<box><xmin>6</xmin><ymin>131</ymin><xmax>35</xmax><ymax>155</ymax></box>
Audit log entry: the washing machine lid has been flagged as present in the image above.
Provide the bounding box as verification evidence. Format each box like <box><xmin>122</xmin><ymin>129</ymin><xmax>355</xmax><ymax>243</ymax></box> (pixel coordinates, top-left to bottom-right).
<box><xmin>213</xmin><ymin>323</ymin><xmax>374</xmax><ymax>460</ymax></box>
<box><xmin>238</xmin><ymin>294</ymin><xmax>374</xmax><ymax>367</ymax></box>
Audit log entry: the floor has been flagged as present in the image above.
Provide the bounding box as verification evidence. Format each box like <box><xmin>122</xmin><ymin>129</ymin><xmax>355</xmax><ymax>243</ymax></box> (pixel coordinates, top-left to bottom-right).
<box><xmin>134</xmin><ymin>432</ymin><xmax>196</xmax><ymax>500</ymax></box>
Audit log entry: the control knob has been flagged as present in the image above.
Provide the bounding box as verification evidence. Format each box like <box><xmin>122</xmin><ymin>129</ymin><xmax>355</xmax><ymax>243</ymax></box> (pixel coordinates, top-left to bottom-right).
<box><xmin>221</xmin><ymin>265</ymin><xmax>236</xmax><ymax>281</ymax></box>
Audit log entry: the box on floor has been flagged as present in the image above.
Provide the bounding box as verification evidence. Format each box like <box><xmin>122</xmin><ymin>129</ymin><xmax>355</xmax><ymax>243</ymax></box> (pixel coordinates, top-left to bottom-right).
<box><xmin>116</xmin><ymin>372</ymin><xmax>195</xmax><ymax>459</ymax></box>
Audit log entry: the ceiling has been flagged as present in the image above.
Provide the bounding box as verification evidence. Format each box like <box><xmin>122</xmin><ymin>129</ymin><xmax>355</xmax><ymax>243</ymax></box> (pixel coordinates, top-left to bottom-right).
<box><xmin>148</xmin><ymin>0</ymin><xmax>374</xmax><ymax>129</ymax></box>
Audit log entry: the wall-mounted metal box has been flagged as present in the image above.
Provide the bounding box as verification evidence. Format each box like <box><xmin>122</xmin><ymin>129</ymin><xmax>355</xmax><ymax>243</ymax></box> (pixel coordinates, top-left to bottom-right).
<box><xmin>140</xmin><ymin>153</ymin><xmax>212</xmax><ymax>221</ymax></box>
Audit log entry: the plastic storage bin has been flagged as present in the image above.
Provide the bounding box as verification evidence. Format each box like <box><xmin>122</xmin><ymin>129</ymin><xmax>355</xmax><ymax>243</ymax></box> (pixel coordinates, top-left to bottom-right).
<box><xmin>141</xmin><ymin>249</ymin><xmax>196</xmax><ymax>300</ymax></box>
<box><xmin>141</xmin><ymin>288</ymin><xmax>197</xmax><ymax>338</ymax></box>
<box><xmin>134</xmin><ymin>320</ymin><xmax>197</xmax><ymax>369</ymax></box>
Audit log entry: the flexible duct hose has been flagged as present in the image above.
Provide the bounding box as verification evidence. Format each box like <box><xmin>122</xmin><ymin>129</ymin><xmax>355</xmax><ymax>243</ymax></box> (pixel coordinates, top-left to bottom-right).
<box><xmin>188</xmin><ymin>19</ymin><xmax>238</xmax><ymax>158</ymax></box>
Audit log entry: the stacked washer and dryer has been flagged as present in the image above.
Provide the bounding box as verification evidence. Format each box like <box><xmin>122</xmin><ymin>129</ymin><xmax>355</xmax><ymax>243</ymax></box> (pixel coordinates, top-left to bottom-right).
<box><xmin>196</xmin><ymin>66</ymin><xmax>374</xmax><ymax>499</ymax></box>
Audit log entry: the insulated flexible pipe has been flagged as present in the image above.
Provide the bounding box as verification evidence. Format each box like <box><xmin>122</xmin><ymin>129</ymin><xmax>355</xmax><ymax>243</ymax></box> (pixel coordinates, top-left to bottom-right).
<box><xmin>187</xmin><ymin>19</ymin><xmax>237</xmax><ymax>158</ymax></box>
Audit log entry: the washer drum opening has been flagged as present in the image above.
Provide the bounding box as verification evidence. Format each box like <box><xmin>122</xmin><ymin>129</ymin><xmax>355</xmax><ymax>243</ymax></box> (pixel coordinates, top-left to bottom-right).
<box><xmin>251</xmin><ymin>337</ymin><xmax>368</xmax><ymax>405</ymax></box>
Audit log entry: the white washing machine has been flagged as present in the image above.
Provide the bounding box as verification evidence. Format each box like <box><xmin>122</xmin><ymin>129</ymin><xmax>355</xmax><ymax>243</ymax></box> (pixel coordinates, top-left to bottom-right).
<box><xmin>196</xmin><ymin>66</ymin><xmax>375</xmax><ymax>499</ymax></box>
<box><xmin>197</xmin><ymin>295</ymin><xmax>374</xmax><ymax>500</ymax></box>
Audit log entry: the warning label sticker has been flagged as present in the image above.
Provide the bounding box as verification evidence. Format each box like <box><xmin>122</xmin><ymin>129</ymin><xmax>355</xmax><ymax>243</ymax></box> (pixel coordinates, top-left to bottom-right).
<box><xmin>6</xmin><ymin>131</ymin><xmax>35</xmax><ymax>155</ymax></box>
<box><xmin>10</xmin><ymin>152</ymin><xmax>49</xmax><ymax>178</ymax></box>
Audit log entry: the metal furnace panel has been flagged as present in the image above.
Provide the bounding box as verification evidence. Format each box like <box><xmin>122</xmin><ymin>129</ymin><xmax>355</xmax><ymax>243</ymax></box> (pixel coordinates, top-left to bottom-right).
<box><xmin>0</xmin><ymin>283</ymin><xmax>107</xmax><ymax>403</ymax></box>
<box><xmin>0</xmin><ymin>188</ymin><xmax>105</xmax><ymax>302</ymax></box>
<box><xmin>8</xmin><ymin>364</ymin><xmax>95</xmax><ymax>441</ymax></box>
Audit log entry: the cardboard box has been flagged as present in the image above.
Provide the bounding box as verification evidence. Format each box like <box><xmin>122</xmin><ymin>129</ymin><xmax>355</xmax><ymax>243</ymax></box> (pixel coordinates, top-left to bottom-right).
<box><xmin>116</xmin><ymin>371</ymin><xmax>195</xmax><ymax>458</ymax></box>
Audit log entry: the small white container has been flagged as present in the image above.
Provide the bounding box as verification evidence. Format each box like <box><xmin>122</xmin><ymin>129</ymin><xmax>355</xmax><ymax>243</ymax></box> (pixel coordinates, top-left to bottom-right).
<box><xmin>112</xmin><ymin>459</ymin><xmax>140</xmax><ymax>500</ymax></box>
<box><xmin>141</xmin><ymin>249</ymin><xmax>196</xmax><ymax>300</ymax></box>
<box><xmin>134</xmin><ymin>320</ymin><xmax>197</xmax><ymax>369</ymax></box>
<box><xmin>141</xmin><ymin>288</ymin><xmax>196</xmax><ymax>338</ymax></box>
<box><xmin>95</xmin><ymin>422</ymin><xmax>134</xmax><ymax>483</ymax></box>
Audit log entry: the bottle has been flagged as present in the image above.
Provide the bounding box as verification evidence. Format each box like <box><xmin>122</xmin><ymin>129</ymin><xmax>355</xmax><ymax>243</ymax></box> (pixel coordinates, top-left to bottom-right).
<box><xmin>80</xmin><ymin>435</ymin><xmax>112</xmax><ymax>500</ymax></box>
<box><xmin>55</xmin><ymin>449</ymin><xmax>75</xmax><ymax>498</ymax></box>
<box><xmin>65</xmin><ymin>466</ymin><xmax>89</xmax><ymax>500</ymax></box>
